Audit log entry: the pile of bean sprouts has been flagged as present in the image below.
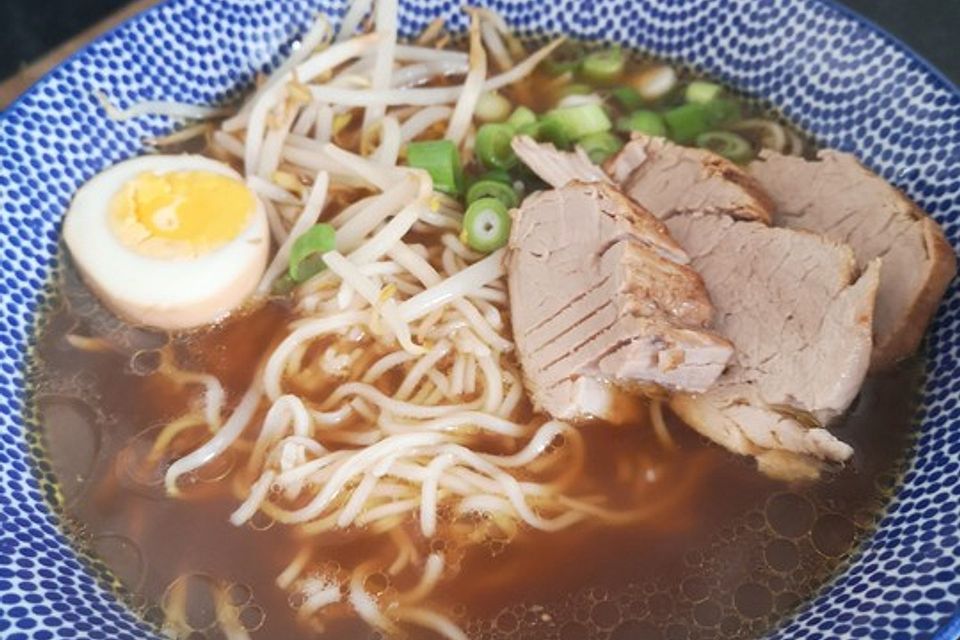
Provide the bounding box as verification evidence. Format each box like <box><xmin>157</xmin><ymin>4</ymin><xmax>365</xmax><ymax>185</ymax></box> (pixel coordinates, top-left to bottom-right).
<box><xmin>78</xmin><ymin>0</ymin><xmax>822</xmax><ymax>634</ymax></box>
<box><xmin>122</xmin><ymin>3</ymin><xmax>671</xmax><ymax>638</ymax></box>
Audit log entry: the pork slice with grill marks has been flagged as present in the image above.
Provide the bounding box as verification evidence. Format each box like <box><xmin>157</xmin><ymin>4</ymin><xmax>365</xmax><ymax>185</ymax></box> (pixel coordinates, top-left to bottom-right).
<box><xmin>506</xmin><ymin>181</ymin><xmax>733</xmax><ymax>422</ymax></box>
<box><xmin>511</xmin><ymin>135</ymin><xmax>880</xmax><ymax>480</ymax></box>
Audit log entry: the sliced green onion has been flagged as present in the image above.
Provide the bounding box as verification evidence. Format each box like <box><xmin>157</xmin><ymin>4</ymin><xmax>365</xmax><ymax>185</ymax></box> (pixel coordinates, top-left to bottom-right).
<box><xmin>289</xmin><ymin>223</ymin><xmax>336</xmax><ymax>283</ymax></box>
<box><xmin>611</xmin><ymin>87</ymin><xmax>643</xmax><ymax>111</ymax></box>
<box><xmin>703</xmin><ymin>98</ymin><xmax>741</xmax><ymax>127</ymax></box>
<box><xmin>271</xmin><ymin>274</ymin><xmax>297</xmax><ymax>296</ymax></box>
<box><xmin>581</xmin><ymin>47</ymin><xmax>626</xmax><ymax>85</ymax></box>
<box><xmin>462</xmin><ymin>197</ymin><xmax>511</xmax><ymax>252</ymax></box>
<box><xmin>467</xmin><ymin>179</ymin><xmax>519</xmax><ymax>208</ymax></box>
<box><xmin>542</xmin><ymin>104</ymin><xmax>612</xmax><ymax>141</ymax></box>
<box><xmin>406</xmin><ymin>139</ymin><xmax>464</xmax><ymax>195</ymax></box>
<box><xmin>557</xmin><ymin>83</ymin><xmax>593</xmax><ymax>99</ymax></box>
<box><xmin>475</xmin><ymin>123</ymin><xmax>518</xmax><ymax>171</ymax></box>
<box><xmin>541</xmin><ymin>58</ymin><xmax>581</xmax><ymax>77</ymax></box>
<box><xmin>516</xmin><ymin>120</ymin><xmax>572</xmax><ymax>150</ymax></box>
<box><xmin>695</xmin><ymin>131</ymin><xmax>754</xmax><ymax>162</ymax></box>
<box><xmin>475</xmin><ymin>169</ymin><xmax>514</xmax><ymax>186</ymax></box>
<box><xmin>475</xmin><ymin>91</ymin><xmax>512</xmax><ymax>123</ymax></box>
<box><xmin>506</xmin><ymin>106</ymin><xmax>537</xmax><ymax>130</ymax></box>
<box><xmin>616</xmin><ymin>109</ymin><xmax>668</xmax><ymax>137</ymax></box>
<box><xmin>577</xmin><ymin>131</ymin><xmax>624</xmax><ymax>164</ymax></box>
<box><xmin>540</xmin><ymin>44</ymin><xmax>585</xmax><ymax>76</ymax></box>
<box><xmin>662</xmin><ymin>103</ymin><xmax>712</xmax><ymax>143</ymax></box>
<box><xmin>685</xmin><ymin>80</ymin><xmax>723</xmax><ymax>104</ymax></box>
<box><xmin>516</xmin><ymin>121</ymin><xmax>541</xmax><ymax>138</ymax></box>
<box><xmin>530</xmin><ymin>118</ymin><xmax>576</xmax><ymax>149</ymax></box>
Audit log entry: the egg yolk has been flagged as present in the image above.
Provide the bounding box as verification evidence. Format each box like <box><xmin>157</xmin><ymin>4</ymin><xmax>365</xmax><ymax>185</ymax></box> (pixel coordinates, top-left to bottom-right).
<box><xmin>109</xmin><ymin>170</ymin><xmax>254</xmax><ymax>258</ymax></box>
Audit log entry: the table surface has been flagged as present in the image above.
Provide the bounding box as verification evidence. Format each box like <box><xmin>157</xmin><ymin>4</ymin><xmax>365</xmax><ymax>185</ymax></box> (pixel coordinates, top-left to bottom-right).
<box><xmin>0</xmin><ymin>0</ymin><xmax>957</xmax><ymax>109</ymax></box>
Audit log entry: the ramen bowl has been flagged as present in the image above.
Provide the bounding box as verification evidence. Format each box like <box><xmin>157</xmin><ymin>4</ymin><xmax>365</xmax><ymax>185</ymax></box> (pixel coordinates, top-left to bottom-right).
<box><xmin>0</xmin><ymin>1</ymin><xmax>958</xmax><ymax>638</ymax></box>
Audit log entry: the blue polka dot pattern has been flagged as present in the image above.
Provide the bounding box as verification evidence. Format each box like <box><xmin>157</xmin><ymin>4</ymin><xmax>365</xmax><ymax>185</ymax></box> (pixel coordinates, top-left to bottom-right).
<box><xmin>0</xmin><ymin>0</ymin><xmax>958</xmax><ymax>638</ymax></box>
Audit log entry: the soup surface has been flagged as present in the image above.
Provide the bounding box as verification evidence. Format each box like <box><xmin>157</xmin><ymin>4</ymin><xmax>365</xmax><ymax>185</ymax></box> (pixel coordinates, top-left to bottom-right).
<box><xmin>29</xmin><ymin>43</ymin><xmax>924</xmax><ymax>640</ymax></box>
<box><xmin>31</xmin><ymin>249</ymin><xmax>922</xmax><ymax>640</ymax></box>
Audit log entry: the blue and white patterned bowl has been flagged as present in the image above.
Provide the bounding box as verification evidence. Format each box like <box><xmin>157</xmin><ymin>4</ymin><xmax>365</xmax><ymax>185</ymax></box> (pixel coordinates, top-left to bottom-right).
<box><xmin>1</xmin><ymin>1</ymin><xmax>958</xmax><ymax>638</ymax></box>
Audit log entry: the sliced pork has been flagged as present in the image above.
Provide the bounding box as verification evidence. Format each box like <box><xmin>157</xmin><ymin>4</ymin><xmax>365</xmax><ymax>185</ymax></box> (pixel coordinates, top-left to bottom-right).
<box><xmin>506</xmin><ymin>182</ymin><xmax>733</xmax><ymax>422</ymax></box>
<box><xmin>749</xmin><ymin>150</ymin><xmax>956</xmax><ymax>370</ymax></box>
<box><xmin>604</xmin><ymin>134</ymin><xmax>773</xmax><ymax>223</ymax></box>
<box><xmin>511</xmin><ymin>135</ymin><xmax>889</xmax><ymax>478</ymax></box>
<box><xmin>511</xmin><ymin>135</ymin><xmax>611</xmax><ymax>188</ymax></box>
<box><xmin>665</xmin><ymin>213</ymin><xmax>880</xmax><ymax>477</ymax></box>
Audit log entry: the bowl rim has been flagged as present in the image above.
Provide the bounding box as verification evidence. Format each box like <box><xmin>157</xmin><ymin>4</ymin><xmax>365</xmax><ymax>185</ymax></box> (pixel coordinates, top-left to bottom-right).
<box><xmin>3</xmin><ymin>0</ymin><xmax>958</xmax><ymax>118</ymax></box>
<box><xmin>0</xmin><ymin>1</ymin><xmax>958</xmax><ymax>638</ymax></box>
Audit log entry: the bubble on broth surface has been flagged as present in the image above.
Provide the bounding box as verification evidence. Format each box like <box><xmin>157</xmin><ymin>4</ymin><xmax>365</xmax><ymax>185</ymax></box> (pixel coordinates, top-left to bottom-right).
<box><xmin>363</xmin><ymin>572</ymin><xmax>390</xmax><ymax>596</ymax></box>
<box><xmin>142</xmin><ymin>604</ymin><xmax>166</xmax><ymax>628</ymax></box>
<box><xmin>811</xmin><ymin>513</ymin><xmax>856</xmax><ymax>557</ymax></box>
<box><xmin>130</xmin><ymin>349</ymin><xmax>164</xmax><ymax>376</ymax></box>
<box><xmin>733</xmin><ymin>582</ymin><xmax>773</xmax><ymax>619</ymax></box>
<box><xmin>190</xmin><ymin>450</ymin><xmax>237</xmax><ymax>484</ymax></box>
<box><xmin>37</xmin><ymin>395</ymin><xmax>103</xmax><ymax>506</ymax></box>
<box><xmin>162</xmin><ymin>573</ymin><xmax>222</xmax><ymax>633</ymax></box>
<box><xmin>559</xmin><ymin>621</ymin><xmax>590</xmax><ymax>639</ymax></box>
<box><xmin>91</xmin><ymin>533</ymin><xmax>146</xmax><ymax>592</ymax></box>
<box><xmin>692</xmin><ymin>599</ymin><xmax>722</xmax><ymax>627</ymax></box>
<box><xmin>719</xmin><ymin>615</ymin><xmax>742</xmax><ymax>636</ymax></box>
<box><xmin>853</xmin><ymin>505</ymin><xmax>883</xmax><ymax>529</ymax></box>
<box><xmin>765</xmin><ymin>574</ymin><xmax>786</xmax><ymax>593</ymax></box>
<box><xmin>774</xmin><ymin>590</ymin><xmax>802</xmax><ymax>613</ymax></box>
<box><xmin>764</xmin><ymin>492</ymin><xmax>816</xmax><ymax>538</ymax></box>
<box><xmin>647</xmin><ymin>592</ymin><xmax>673</xmax><ymax>619</ymax></box>
<box><xmin>117</xmin><ymin>424</ymin><xmax>172</xmax><ymax>497</ymax></box>
<box><xmin>764</xmin><ymin>538</ymin><xmax>800</xmax><ymax>572</ymax></box>
<box><xmin>247</xmin><ymin>513</ymin><xmax>277</xmax><ymax>531</ymax></box>
<box><xmin>609</xmin><ymin>619</ymin><xmax>661</xmax><ymax>640</ymax></box>
<box><xmin>159</xmin><ymin>574</ymin><xmax>267</xmax><ymax>639</ymax></box>
<box><xmin>744</xmin><ymin>509</ymin><xmax>765</xmax><ymax>531</ymax></box>
<box><xmin>494</xmin><ymin>610</ymin><xmax>518</xmax><ymax>633</ymax></box>
<box><xmin>681</xmin><ymin>576</ymin><xmax>709</xmax><ymax>602</ymax></box>
<box><xmin>225</xmin><ymin>583</ymin><xmax>254</xmax><ymax>608</ymax></box>
<box><xmin>590</xmin><ymin>599</ymin><xmax>621</xmax><ymax>629</ymax></box>
<box><xmin>238</xmin><ymin>604</ymin><xmax>266</xmax><ymax>632</ymax></box>
<box><xmin>468</xmin><ymin>485</ymin><xmax>875</xmax><ymax>640</ymax></box>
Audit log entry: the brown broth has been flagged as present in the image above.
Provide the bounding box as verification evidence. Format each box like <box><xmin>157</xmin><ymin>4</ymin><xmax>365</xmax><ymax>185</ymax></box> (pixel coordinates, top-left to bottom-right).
<box><xmin>29</xmin><ymin>62</ymin><xmax>914</xmax><ymax>639</ymax></box>
<box><xmin>29</xmin><ymin>250</ymin><xmax>922</xmax><ymax>640</ymax></box>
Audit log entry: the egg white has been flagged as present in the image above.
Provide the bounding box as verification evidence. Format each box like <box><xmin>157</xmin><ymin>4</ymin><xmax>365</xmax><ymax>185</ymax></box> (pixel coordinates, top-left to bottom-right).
<box><xmin>63</xmin><ymin>154</ymin><xmax>270</xmax><ymax>331</ymax></box>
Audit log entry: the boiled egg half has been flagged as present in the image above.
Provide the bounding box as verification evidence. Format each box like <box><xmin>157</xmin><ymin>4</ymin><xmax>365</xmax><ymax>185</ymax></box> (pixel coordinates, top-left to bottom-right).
<box><xmin>64</xmin><ymin>155</ymin><xmax>270</xmax><ymax>330</ymax></box>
